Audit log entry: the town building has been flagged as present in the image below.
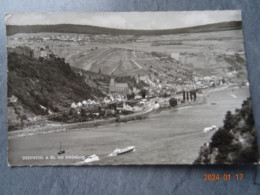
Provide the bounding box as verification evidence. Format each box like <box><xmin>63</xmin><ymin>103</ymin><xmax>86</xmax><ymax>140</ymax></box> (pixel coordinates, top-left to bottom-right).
<box><xmin>109</xmin><ymin>77</ymin><xmax>129</xmax><ymax>97</ymax></box>
<box><xmin>134</xmin><ymin>70</ymin><xmax>154</xmax><ymax>84</ymax></box>
<box><xmin>171</xmin><ymin>52</ymin><xmax>180</xmax><ymax>61</ymax></box>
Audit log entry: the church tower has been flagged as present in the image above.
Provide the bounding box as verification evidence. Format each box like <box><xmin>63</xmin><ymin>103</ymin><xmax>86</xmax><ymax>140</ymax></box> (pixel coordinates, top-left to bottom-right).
<box><xmin>109</xmin><ymin>76</ymin><xmax>115</xmax><ymax>94</ymax></box>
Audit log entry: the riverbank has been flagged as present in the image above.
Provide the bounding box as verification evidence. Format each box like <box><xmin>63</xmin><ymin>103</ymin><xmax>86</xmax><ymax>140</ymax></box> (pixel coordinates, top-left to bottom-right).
<box><xmin>8</xmin><ymin>92</ymin><xmax>208</xmax><ymax>139</ymax></box>
<box><xmin>8</xmin><ymin>86</ymin><xmax>250</xmax><ymax>166</ymax></box>
<box><xmin>8</xmin><ymin>105</ymin><xmax>154</xmax><ymax>139</ymax></box>
<box><xmin>8</xmin><ymin>85</ymin><xmax>236</xmax><ymax>139</ymax></box>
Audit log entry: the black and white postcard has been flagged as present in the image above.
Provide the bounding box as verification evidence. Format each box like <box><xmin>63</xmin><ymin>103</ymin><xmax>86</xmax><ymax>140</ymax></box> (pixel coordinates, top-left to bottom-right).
<box><xmin>6</xmin><ymin>11</ymin><xmax>259</xmax><ymax>166</ymax></box>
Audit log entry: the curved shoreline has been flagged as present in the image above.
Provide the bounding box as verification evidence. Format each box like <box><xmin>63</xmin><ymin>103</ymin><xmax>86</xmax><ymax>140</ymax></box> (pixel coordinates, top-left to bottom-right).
<box><xmin>9</xmin><ymin>86</ymin><xmax>234</xmax><ymax>139</ymax></box>
<box><xmin>8</xmin><ymin>106</ymin><xmax>155</xmax><ymax>139</ymax></box>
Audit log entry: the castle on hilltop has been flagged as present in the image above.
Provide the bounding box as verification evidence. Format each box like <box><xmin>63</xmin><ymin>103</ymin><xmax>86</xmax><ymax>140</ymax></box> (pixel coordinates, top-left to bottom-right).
<box><xmin>33</xmin><ymin>45</ymin><xmax>51</xmax><ymax>58</ymax></box>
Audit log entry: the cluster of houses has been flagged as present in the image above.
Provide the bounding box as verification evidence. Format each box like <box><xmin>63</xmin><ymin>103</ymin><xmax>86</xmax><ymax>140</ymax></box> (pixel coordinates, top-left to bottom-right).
<box><xmin>70</xmin><ymin>95</ymin><xmax>134</xmax><ymax>111</ymax></box>
<box><xmin>8</xmin><ymin>33</ymin><xmax>137</xmax><ymax>48</ymax></box>
<box><xmin>70</xmin><ymin>99</ymin><xmax>100</xmax><ymax>109</ymax></box>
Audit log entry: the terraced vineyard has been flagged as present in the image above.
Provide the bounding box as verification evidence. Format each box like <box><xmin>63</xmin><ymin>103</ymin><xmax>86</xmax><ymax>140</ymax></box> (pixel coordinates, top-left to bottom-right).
<box><xmin>7</xmin><ymin>22</ymin><xmax>246</xmax><ymax>86</ymax></box>
<box><xmin>65</xmin><ymin>47</ymin><xmax>189</xmax><ymax>81</ymax></box>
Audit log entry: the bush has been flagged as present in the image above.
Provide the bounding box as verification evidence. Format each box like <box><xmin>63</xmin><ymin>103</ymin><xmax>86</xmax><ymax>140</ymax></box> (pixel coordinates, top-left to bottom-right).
<box><xmin>223</xmin><ymin>111</ymin><xmax>236</xmax><ymax>130</ymax></box>
<box><xmin>115</xmin><ymin>116</ymin><xmax>120</xmax><ymax>122</ymax></box>
<box><xmin>169</xmin><ymin>98</ymin><xmax>177</xmax><ymax>107</ymax></box>
<box><xmin>233</xmin><ymin>147</ymin><xmax>259</xmax><ymax>164</ymax></box>
<box><xmin>210</xmin><ymin>128</ymin><xmax>234</xmax><ymax>148</ymax></box>
<box><xmin>163</xmin><ymin>93</ymin><xmax>169</xmax><ymax>98</ymax></box>
<box><xmin>80</xmin><ymin>108</ymin><xmax>87</xmax><ymax>118</ymax></box>
<box><xmin>52</xmin><ymin>107</ymin><xmax>59</xmax><ymax>112</ymax></box>
<box><xmin>127</xmin><ymin>92</ymin><xmax>135</xmax><ymax>100</ymax></box>
<box><xmin>139</xmin><ymin>89</ymin><xmax>148</xmax><ymax>98</ymax></box>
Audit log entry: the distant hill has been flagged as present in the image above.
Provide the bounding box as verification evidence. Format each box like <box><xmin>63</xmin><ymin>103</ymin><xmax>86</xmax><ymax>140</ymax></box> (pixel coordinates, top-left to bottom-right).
<box><xmin>6</xmin><ymin>21</ymin><xmax>242</xmax><ymax>36</ymax></box>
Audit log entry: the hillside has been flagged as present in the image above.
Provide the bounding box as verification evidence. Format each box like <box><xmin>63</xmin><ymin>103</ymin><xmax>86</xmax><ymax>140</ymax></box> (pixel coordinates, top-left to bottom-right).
<box><xmin>6</xmin><ymin>21</ymin><xmax>242</xmax><ymax>36</ymax></box>
<box><xmin>72</xmin><ymin>67</ymin><xmax>149</xmax><ymax>93</ymax></box>
<box><xmin>66</xmin><ymin>47</ymin><xmax>190</xmax><ymax>82</ymax></box>
<box><xmin>182</xmin><ymin>52</ymin><xmax>247</xmax><ymax>80</ymax></box>
<box><xmin>8</xmin><ymin>47</ymin><xmax>104</xmax><ymax>117</ymax></box>
<box><xmin>194</xmin><ymin>98</ymin><xmax>259</xmax><ymax>164</ymax></box>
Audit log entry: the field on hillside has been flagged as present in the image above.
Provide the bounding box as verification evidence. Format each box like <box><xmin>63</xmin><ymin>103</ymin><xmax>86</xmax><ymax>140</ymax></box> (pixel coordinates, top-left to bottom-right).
<box><xmin>66</xmin><ymin>47</ymin><xmax>186</xmax><ymax>78</ymax></box>
<box><xmin>7</xmin><ymin>29</ymin><xmax>245</xmax><ymax>78</ymax></box>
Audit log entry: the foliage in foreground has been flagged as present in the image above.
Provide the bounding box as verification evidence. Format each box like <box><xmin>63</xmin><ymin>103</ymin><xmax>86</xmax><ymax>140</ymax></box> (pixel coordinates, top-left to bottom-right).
<box><xmin>194</xmin><ymin>98</ymin><xmax>259</xmax><ymax>164</ymax></box>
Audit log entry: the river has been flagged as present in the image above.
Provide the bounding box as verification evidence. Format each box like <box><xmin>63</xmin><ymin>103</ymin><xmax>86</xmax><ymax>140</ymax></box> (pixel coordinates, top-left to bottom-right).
<box><xmin>8</xmin><ymin>86</ymin><xmax>250</xmax><ymax>166</ymax></box>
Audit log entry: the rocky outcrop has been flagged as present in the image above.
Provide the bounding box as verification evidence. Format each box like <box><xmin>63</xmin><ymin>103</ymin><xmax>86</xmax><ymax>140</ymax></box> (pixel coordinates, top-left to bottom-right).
<box><xmin>194</xmin><ymin>98</ymin><xmax>259</xmax><ymax>164</ymax></box>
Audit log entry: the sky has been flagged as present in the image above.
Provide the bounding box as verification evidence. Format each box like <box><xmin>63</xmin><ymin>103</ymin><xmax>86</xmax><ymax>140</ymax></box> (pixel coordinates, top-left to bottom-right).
<box><xmin>5</xmin><ymin>10</ymin><xmax>241</xmax><ymax>30</ymax></box>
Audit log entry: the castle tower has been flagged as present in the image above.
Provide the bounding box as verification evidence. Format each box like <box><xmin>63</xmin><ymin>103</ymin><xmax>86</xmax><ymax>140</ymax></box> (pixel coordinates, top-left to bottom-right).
<box><xmin>110</xmin><ymin>77</ymin><xmax>115</xmax><ymax>87</ymax></box>
<box><xmin>33</xmin><ymin>46</ymin><xmax>40</xmax><ymax>58</ymax></box>
<box><xmin>45</xmin><ymin>45</ymin><xmax>50</xmax><ymax>57</ymax></box>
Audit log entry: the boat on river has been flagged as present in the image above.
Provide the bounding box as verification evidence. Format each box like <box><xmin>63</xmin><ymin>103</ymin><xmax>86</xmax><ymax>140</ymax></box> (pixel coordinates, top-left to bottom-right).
<box><xmin>108</xmin><ymin>146</ymin><xmax>135</xmax><ymax>156</ymax></box>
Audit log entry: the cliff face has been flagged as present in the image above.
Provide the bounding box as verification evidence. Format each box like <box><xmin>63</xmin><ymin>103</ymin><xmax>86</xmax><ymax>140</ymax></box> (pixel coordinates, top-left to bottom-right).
<box><xmin>194</xmin><ymin>98</ymin><xmax>259</xmax><ymax>164</ymax></box>
<box><xmin>7</xmin><ymin>47</ymin><xmax>104</xmax><ymax>130</ymax></box>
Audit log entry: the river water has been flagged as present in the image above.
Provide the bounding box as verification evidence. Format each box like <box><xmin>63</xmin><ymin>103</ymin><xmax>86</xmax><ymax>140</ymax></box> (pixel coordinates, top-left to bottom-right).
<box><xmin>8</xmin><ymin>86</ymin><xmax>250</xmax><ymax>166</ymax></box>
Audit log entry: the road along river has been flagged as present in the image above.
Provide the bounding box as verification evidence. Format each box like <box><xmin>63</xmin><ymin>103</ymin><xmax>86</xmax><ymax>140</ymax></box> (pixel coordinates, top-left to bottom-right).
<box><xmin>8</xmin><ymin>86</ymin><xmax>250</xmax><ymax>166</ymax></box>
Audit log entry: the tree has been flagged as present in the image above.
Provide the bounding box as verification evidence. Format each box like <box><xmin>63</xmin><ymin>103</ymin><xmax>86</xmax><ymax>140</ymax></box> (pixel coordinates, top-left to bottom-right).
<box><xmin>163</xmin><ymin>92</ymin><xmax>169</xmax><ymax>98</ymax></box>
<box><xmin>80</xmin><ymin>108</ymin><xmax>87</xmax><ymax>118</ymax></box>
<box><xmin>169</xmin><ymin>98</ymin><xmax>177</xmax><ymax>107</ymax></box>
<box><xmin>127</xmin><ymin>92</ymin><xmax>135</xmax><ymax>100</ymax></box>
<box><xmin>210</xmin><ymin>128</ymin><xmax>234</xmax><ymax>148</ymax></box>
<box><xmin>223</xmin><ymin>111</ymin><xmax>236</xmax><ymax>130</ymax></box>
<box><xmin>139</xmin><ymin>89</ymin><xmax>148</xmax><ymax>98</ymax></box>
